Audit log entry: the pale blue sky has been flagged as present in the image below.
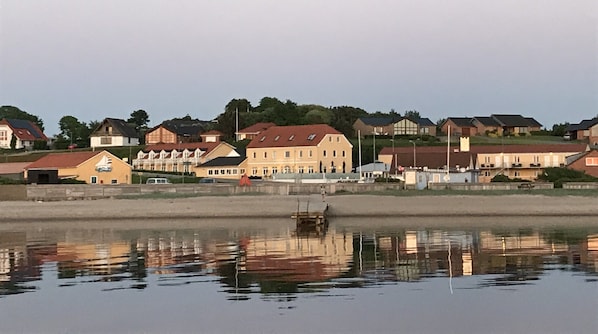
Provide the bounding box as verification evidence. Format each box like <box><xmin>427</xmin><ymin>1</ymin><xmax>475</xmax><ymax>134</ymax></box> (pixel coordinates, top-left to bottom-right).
<box><xmin>1</xmin><ymin>0</ymin><xmax>597</xmax><ymax>135</ymax></box>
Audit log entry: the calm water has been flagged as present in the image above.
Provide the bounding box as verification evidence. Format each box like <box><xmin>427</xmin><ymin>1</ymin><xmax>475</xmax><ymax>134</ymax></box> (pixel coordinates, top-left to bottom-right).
<box><xmin>1</xmin><ymin>217</ymin><xmax>597</xmax><ymax>334</ymax></box>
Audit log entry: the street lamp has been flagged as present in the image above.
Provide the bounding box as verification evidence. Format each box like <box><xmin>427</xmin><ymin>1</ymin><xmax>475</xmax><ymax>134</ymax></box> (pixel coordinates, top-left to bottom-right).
<box><xmin>409</xmin><ymin>140</ymin><xmax>416</xmax><ymax>168</ymax></box>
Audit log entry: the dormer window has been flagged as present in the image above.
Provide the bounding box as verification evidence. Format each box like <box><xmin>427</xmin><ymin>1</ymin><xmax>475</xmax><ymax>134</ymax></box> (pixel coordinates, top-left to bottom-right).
<box><xmin>260</xmin><ymin>136</ymin><xmax>266</xmax><ymax>142</ymax></box>
<box><xmin>307</xmin><ymin>134</ymin><xmax>316</xmax><ymax>141</ymax></box>
<box><xmin>274</xmin><ymin>135</ymin><xmax>280</xmax><ymax>141</ymax></box>
<box><xmin>288</xmin><ymin>135</ymin><xmax>295</xmax><ymax>141</ymax></box>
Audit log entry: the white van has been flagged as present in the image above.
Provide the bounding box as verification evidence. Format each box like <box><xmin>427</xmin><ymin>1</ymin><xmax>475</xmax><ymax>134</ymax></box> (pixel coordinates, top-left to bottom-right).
<box><xmin>146</xmin><ymin>177</ymin><xmax>171</xmax><ymax>184</ymax></box>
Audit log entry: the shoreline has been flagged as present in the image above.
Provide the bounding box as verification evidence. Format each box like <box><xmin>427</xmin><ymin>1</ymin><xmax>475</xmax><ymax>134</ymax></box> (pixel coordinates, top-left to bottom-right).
<box><xmin>1</xmin><ymin>194</ymin><xmax>597</xmax><ymax>223</ymax></box>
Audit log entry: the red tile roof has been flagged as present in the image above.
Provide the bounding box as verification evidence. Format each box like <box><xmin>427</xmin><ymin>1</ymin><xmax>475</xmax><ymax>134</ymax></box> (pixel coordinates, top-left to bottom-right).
<box><xmin>26</xmin><ymin>151</ymin><xmax>100</xmax><ymax>169</ymax></box>
<box><xmin>246</xmin><ymin>124</ymin><xmax>342</xmax><ymax>148</ymax></box>
<box><xmin>0</xmin><ymin>119</ymin><xmax>48</xmax><ymax>141</ymax></box>
<box><xmin>238</xmin><ymin>122</ymin><xmax>276</xmax><ymax>134</ymax></box>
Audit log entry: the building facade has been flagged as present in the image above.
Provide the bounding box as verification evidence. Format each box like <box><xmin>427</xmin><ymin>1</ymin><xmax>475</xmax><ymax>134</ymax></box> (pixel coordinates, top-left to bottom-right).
<box><xmin>25</xmin><ymin>150</ymin><xmax>132</xmax><ymax>184</ymax></box>
<box><xmin>90</xmin><ymin>118</ymin><xmax>140</xmax><ymax>148</ymax></box>
<box><xmin>0</xmin><ymin>118</ymin><xmax>48</xmax><ymax>150</ymax></box>
<box><xmin>246</xmin><ymin>124</ymin><xmax>353</xmax><ymax>178</ymax></box>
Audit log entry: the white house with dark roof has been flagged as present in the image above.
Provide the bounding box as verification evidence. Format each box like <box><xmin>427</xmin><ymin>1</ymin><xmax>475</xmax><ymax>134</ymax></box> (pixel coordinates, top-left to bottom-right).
<box><xmin>90</xmin><ymin>118</ymin><xmax>140</xmax><ymax>148</ymax></box>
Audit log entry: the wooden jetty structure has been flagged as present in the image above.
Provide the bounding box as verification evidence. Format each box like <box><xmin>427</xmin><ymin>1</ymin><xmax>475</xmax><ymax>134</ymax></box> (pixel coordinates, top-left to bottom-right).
<box><xmin>291</xmin><ymin>197</ymin><xmax>328</xmax><ymax>227</ymax></box>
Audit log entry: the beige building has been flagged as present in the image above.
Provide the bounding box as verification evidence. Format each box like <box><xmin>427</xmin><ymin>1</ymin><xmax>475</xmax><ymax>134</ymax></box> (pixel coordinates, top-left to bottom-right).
<box><xmin>246</xmin><ymin>124</ymin><xmax>353</xmax><ymax>178</ymax></box>
<box><xmin>25</xmin><ymin>150</ymin><xmax>132</xmax><ymax>184</ymax></box>
<box><xmin>378</xmin><ymin>143</ymin><xmax>589</xmax><ymax>183</ymax></box>
<box><xmin>132</xmin><ymin>142</ymin><xmax>240</xmax><ymax>174</ymax></box>
<box><xmin>194</xmin><ymin>156</ymin><xmax>248</xmax><ymax>179</ymax></box>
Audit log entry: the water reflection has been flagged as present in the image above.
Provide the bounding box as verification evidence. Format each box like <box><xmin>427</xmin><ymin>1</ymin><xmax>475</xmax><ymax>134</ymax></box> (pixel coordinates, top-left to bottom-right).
<box><xmin>1</xmin><ymin>222</ymin><xmax>598</xmax><ymax>299</ymax></box>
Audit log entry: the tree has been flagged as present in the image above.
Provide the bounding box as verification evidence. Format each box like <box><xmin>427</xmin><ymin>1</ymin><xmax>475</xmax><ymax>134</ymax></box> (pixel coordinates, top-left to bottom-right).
<box><xmin>330</xmin><ymin>106</ymin><xmax>368</xmax><ymax>137</ymax></box>
<box><xmin>127</xmin><ymin>109</ymin><xmax>150</xmax><ymax>129</ymax></box>
<box><xmin>404</xmin><ymin>110</ymin><xmax>420</xmax><ymax>120</ymax></box>
<box><xmin>59</xmin><ymin>116</ymin><xmax>88</xmax><ymax>147</ymax></box>
<box><xmin>10</xmin><ymin>134</ymin><xmax>16</xmax><ymax>150</ymax></box>
<box><xmin>0</xmin><ymin>105</ymin><xmax>45</xmax><ymax>131</ymax></box>
<box><xmin>436</xmin><ymin>118</ymin><xmax>447</xmax><ymax>134</ymax></box>
<box><xmin>551</xmin><ymin>122</ymin><xmax>569</xmax><ymax>137</ymax></box>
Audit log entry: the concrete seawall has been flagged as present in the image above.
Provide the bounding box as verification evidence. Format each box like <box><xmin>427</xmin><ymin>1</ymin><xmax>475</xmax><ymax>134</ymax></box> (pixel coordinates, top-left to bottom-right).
<box><xmin>1</xmin><ymin>194</ymin><xmax>597</xmax><ymax>223</ymax></box>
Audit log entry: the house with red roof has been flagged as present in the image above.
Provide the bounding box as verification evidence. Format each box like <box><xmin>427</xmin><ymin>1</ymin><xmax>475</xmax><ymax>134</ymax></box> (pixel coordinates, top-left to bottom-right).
<box><xmin>235</xmin><ymin>122</ymin><xmax>276</xmax><ymax>141</ymax></box>
<box><xmin>25</xmin><ymin>150</ymin><xmax>132</xmax><ymax>184</ymax></box>
<box><xmin>245</xmin><ymin>124</ymin><xmax>352</xmax><ymax>178</ymax></box>
<box><xmin>566</xmin><ymin>149</ymin><xmax>598</xmax><ymax>178</ymax></box>
<box><xmin>0</xmin><ymin>118</ymin><xmax>48</xmax><ymax>150</ymax></box>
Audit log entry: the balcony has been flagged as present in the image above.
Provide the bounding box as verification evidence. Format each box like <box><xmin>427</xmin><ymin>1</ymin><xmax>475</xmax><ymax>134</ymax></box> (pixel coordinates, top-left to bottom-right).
<box><xmin>511</xmin><ymin>163</ymin><xmax>523</xmax><ymax>168</ymax></box>
<box><xmin>529</xmin><ymin>163</ymin><xmax>542</xmax><ymax>168</ymax></box>
<box><xmin>480</xmin><ymin>163</ymin><xmax>495</xmax><ymax>168</ymax></box>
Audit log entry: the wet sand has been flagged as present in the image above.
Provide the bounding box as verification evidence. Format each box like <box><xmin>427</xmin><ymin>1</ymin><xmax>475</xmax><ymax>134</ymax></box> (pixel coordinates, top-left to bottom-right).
<box><xmin>1</xmin><ymin>194</ymin><xmax>597</xmax><ymax>225</ymax></box>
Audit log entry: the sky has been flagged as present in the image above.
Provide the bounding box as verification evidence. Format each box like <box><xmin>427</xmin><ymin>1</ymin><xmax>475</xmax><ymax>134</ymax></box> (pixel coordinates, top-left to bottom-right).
<box><xmin>1</xmin><ymin>0</ymin><xmax>597</xmax><ymax>136</ymax></box>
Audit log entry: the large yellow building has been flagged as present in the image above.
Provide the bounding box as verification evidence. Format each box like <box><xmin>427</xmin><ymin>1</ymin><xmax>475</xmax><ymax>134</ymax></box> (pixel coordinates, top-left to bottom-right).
<box><xmin>245</xmin><ymin>124</ymin><xmax>353</xmax><ymax>178</ymax></box>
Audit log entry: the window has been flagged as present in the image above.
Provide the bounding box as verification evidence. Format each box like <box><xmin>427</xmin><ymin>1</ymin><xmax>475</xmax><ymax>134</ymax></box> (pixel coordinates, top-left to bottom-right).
<box><xmin>298</xmin><ymin>166</ymin><xmax>304</xmax><ymax>173</ymax></box>
<box><xmin>342</xmin><ymin>150</ymin><xmax>346</xmax><ymax>157</ymax></box>
<box><xmin>0</xmin><ymin>130</ymin><xmax>7</xmax><ymax>141</ymax></box>
<box><xmin>309</xmin><ymin>150</ymin><xmax>313</xmax><ymax>157</ymax></box>
<box><xmin>240</xmin><ymin>169</ymin><xmax>245</xmax><ymax>174</ymax></box>
<box><xmin>111</xmin><ymin>179</ymin><xmax>118</xmax><ymax>184</ymax></box>
<box><xmin>484</xmin><ymin>171</ymin><xmax>490</xmax><ymax>177</ymax></box>
<box><xmin>101</xmin><ymin>137</ymin><xmax>112</xmax><ymax>145</ymax></box>
<box><xmin>208</xmin><ymin>170</ymin><xmax>213</xmax><ymax>175</ymax></box>
<box><xmin>272</xmin><ymin>167</ymin><xmax>278</xmax><ymax>174</ymax></box>
<box><xmin>264</xmin><ymin>152</ymin><xmax>267</xmax><ymax>159</ymax></box>
<box><xmin>308</xmin><ymin>166</ymin><xmax>314</xmax><ymax>173</ymax></box>
<box><xmin>329</xmin><ymin>136</ymin><xmax>332</xmax><ymax>142</ymax></box>
<box><xmin>173</xmin><ymin>164</ymin><xmax>178</xmax><ymax>173</ymax></box>
<box><xmin>252</xmin><ymin>167</ymin><xmax>258</xmax><ymax>175</ymax></box>
<box><xmin>262</xmin><ymin>167</ymin><xmax>268</xmax><ymax>176</ymax></box>
<box><xmin>514</xmin><ymin>171</ymin><xmax>521</xmax><ymax>177</ymax></box>
<box><xmin>323</xmin><ymin>150</ymin><xmax>327</xmax><ymax>157</ymax></box>
<box><xmin>214</xmin><ymin>170</ymin><xmax>219</xmax><ymax>175</ymax></box>
<box><xmin>307</xmin><ymin>134</ymin><xmax>316</xmax><ymax>141</ymax></box>
<box><xmin>336</xmin><ymin>136</ymin><xmax>340</xmax><ymax>142</ymax></box>
<box><xmin>253</xmin><ymin>152</ymin><xmax>256</xmax><ymax>159</ymax></box>
<box><xmin>274</xmin><ymin>135</ymin><xmax>280</xmax><ymax>141</ymax></box>
<box><xmin>299</xmin><ymin>151</ymin><xmax>303</xmax><ymax>158</ymax></box>
<box><xmin>285</xmin><ymin>151</ymin><xmax>290</xmax><ymax>158</ymax></box>
<box><xmin>90</xmin><ymin>176</ymin><xmax>98</xmax><ymax>184</ymax></box>
<box><xmin>284</xmin><ymin>166</ymin><xmax>291</xmax><ymax>173</ymax></box>
<box><xmin>586</xmin><ymin>157</ymin><xmax>598</xmax><ymax>166</ymax></box>
<box><xmin>333</xmin><ymin>150</ymin><xmax>336</xmax><ymax>157</ymax></box>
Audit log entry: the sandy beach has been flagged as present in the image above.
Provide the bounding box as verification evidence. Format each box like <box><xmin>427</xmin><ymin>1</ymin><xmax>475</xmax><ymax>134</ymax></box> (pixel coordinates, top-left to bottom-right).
<box><xmin>1</xmin><ymin>194</ymin><xmax>597</xmax><ymax>224</ymax></box>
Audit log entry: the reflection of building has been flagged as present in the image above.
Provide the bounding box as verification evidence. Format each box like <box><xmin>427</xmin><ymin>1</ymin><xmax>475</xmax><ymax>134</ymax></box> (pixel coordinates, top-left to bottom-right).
<box><xmin>56</xmin><ymin>242</ymin><xmax>131</xmax><ymax>275</ymax></box>
<box><xmin>243</xmin><ymin>230</ymin><xmax>353</xmax><ymax>282</ymax></box>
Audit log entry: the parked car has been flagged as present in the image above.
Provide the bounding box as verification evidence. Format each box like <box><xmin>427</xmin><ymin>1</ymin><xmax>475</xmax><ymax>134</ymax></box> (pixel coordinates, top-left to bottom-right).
<box><xmin>146</xmin><ymin>177</ymin><xmax>171</xmax><ymax>184</ymax></box>
<box><xmin>198</xmin><ymin>178</ymin><xmax>217</xmax><ymax>184</ymax></box>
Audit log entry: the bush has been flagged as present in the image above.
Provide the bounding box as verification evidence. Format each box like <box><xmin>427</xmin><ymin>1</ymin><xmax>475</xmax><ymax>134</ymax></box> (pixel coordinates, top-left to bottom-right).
<box><xmin>537</xmin><ymin>167</ymin><xmax>598</xmax><ymax>188</ymax></box>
